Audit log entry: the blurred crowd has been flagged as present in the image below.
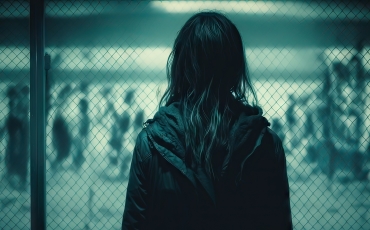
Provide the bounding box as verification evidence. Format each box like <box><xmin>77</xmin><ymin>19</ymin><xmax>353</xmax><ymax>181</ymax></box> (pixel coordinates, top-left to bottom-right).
<box><xmin>0</xmin><ymin>80</ymin><xmax>145</xmax><ymax>191</ymax></box>
<box><xmin>1</xmin><ymin>43</ymin><xmax>369</xmax><ymax>192</ymax></box>
<box><xmin>271</xmin><ymin>42</ymin><xmax>370</xmax><ymax>187</ymax></box>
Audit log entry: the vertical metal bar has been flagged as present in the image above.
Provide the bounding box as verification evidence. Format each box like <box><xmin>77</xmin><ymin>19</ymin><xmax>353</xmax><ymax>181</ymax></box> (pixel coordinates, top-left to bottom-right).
<box><xmin>30</xmin><ymin>0</ymin><xmax>46</xmax><ymax>229</ymax></box>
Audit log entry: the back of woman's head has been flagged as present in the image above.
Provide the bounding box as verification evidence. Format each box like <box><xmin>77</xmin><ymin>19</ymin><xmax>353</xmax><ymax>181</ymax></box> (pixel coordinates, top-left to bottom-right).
<box><xmin>160</xmin><ymin>11</ymin><xmax>258</xmax><ymax>178</ymax></box>
<box><xmin>162</xmin><ymin>11</ymin><xmax>256</xmax><ymax>105</ymax></box>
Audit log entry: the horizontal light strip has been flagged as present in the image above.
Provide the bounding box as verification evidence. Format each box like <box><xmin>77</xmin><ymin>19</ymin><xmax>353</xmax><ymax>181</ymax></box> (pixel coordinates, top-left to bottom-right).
<box><xmin>150</xmin><ymin>1</ymin><xmax>370</xmax><ymax>20</ymax></box>
<box><xmin>1</xmin><ymin>1</ymin><xmax>369</xmax><ymax>20</ymax></box>
<box><xmin>0</xmin><ymin>46</ymin><xmax>369</xmax><ymax>71</ymax></box>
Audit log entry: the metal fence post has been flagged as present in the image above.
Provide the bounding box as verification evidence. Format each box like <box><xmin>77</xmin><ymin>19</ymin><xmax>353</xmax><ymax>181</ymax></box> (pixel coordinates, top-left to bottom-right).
<box><xmin>30</xmin><ymin>0</ymin><xmax>46</xmax><ymax>229</ymax></box>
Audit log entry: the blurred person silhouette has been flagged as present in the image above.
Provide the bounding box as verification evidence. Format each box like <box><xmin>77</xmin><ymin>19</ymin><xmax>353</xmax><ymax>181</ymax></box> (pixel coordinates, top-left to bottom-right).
<box><xmin>129</xmin><ymin>89</ymin><xmax>145</xmax><ymax>133</ymax></box>
<box><xmin>4</xmin><ymin>85</ymin><xmax>30</xmax><ymax>191</ymax></box>
<box><xmin>349</xmin><ymin>40</ymin><xmax>366</xmax><ymax>96</ymax></box>
<box><xmin>344</xmin><ymin>41</ymin><xmax>368</xmax><ymax>181</ymax></box>
<box><xmin>350</xmin><ymin>43</ymin><xmax>366</xmax><ymax>133</ymax></box>
<box><xmin>329</xmin><ymin>58</ymin><xmax>368</xmax><ymax>182</ymax></box>
<box><xmin>98</xmin><ymin>86</ymin><xmax>114</xmax><ymax>126</ymax></box>
<box><xmin>311</xmin><ymin>55</ymin><xmax>339</xmax><ymax>188</ymax></box>
<box><xmin>122</xmin><ymin>11</ymin><xmax>292</xmax><ymax>230</ymax></box>
<box><xmin>2</xmin><ymin>85</ymin><xmax>17</xmax><ymax>175</ymax></box>
<box><xmin>73</xmin><ymin>97</ymin><xmax>90</xmax><ymax>170</ymax></box>
<box><xmin>348</xmin><ymin>41</ymin><xmax>365</xmax><ymax>142</ymax></box>
<box><xmin>271</xmin><ymin>117</ymin><xmax>286</xmax><ymax>146</ymax></box>
<box><xmin>133</xmin><ymin>109</ymin><xmax>144</xmax><ymax>132</ymax></box>
<box><xmin>302</xmin><ymin>98</ymin><xmax>318</xmax><ymax>163</ymax></box>
<box><xmin>131</xmin><ymin>107</ymin><xmax>145</xmax><ymax>145</ymax></box>
<box><xmin>51</xmin><ymin>84</ymin><xmax>73</xmax><ymax>171</ymax></box>
<box><xmin>118</xmin><ymin>90</ymin><xmax>139</xmax><ymax>179</ymax></box>
<box><xmin>331</xmin><ymin>60</ymin><xmax>355</xmax><ymax>143</ymax></box>
<box><xmin>285</xmin><ymin>93</ymin><xmax>300</xmax><ymax>151</ymax></box>
<box><xmin>5</xmin><ymin>85</ymin><xmax>29</xmax><ymax>191</ymax></box>
<box><xmin>332</xmin><ymin>61</ymin><xmax>350</xmax><ymax>105</ymax></box>
<box><xmin>16</xmin><ymin>85</ymin><xmax>30</xmax><ymax>190</ymax></box>
<box><xmin>104</xmin><ymin>89</ymin><xmax>131</xmax><ymax>173</ymax></box>
<box><xmin>72</xmin><ymin>81</ymin><xmax>90</xmax><ymax>170</ymax></box>
<box><xmin>312</xmin><ymin>55</ymin><xmax>367</xmax><ymax>187</ymax></box>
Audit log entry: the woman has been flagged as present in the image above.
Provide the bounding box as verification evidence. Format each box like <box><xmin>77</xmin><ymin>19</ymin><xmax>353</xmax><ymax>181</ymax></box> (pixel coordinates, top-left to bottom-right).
<box><xmin>122</xmin><ymin>12</ymin><xmax>292</xmax><ymax>229</ymax></box>
<box><xmin>51</xmin><ymin>84</ymin><xmax>73</xmax><ymax>171</ymax></box>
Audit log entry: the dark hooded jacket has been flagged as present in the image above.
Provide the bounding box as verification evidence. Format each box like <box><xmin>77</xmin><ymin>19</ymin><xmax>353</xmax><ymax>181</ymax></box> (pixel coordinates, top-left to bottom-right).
<box><xmin>122</xmin><ymin>101</ymin><xmax>292</xmax><ymax>230</ymax></box>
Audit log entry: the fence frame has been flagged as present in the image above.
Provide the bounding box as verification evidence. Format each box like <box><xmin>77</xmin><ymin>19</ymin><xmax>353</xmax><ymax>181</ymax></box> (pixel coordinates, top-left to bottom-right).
<box><xmin>30</xmin><ymin>0</ymin><xmax>46</xmax><ymax>229</ymax></box>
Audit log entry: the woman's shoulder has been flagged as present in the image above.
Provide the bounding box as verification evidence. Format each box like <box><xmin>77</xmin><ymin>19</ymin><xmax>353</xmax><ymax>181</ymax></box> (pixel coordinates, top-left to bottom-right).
<box><xmin>266</xmin><ymin>128</ymin><xmax>283</xmax><ymax>144</ymax></box>
<box><xmin>133</xmin><ymin>128</ymin><xmax>153</xmax><ymax>163</ymax></box>
<box><xmin>262</xmin><ymin>128</ymin><xmax>286</xmax><ymax>162</ymax></box>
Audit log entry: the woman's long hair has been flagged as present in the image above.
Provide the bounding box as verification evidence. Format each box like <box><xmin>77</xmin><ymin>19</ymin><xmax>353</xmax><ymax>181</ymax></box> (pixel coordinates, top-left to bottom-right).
<box><xmin>159</xmin><ymin>11</ymin><xmax>258</xmax><ymax>178</ymax></box>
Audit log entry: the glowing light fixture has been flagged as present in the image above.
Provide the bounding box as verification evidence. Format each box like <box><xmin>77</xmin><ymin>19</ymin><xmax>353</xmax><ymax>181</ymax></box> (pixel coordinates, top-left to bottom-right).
<box><xmin>1</xmin><ymin>1</ymin><xmax>369</xmax><ymax>20</ymax></box>
<box><xmin>150</xmin><ymin>1</ymin><xmax>370</xmax><ymax>21</ymax></box>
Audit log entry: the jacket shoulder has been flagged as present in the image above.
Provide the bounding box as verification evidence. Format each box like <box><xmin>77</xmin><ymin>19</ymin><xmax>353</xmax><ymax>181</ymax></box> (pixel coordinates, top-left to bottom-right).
<box><xmin>264</xmin><ymin>128</ymin><xmax>286</xmax><ymax>162</ymax></box>
<box><xmin>134</xmin><ymin>129</ymin><xmax>153</xmax><ymax>163</ymax></box>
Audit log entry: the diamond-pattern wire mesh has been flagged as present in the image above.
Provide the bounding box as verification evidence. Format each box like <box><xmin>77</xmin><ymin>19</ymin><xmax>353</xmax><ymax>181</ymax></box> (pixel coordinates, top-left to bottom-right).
<box><xmin>0</xmin><ymin>1</ymin><xmax>31</xmax><ymax>229</ymax></box>
<box><xmin>1</xmin><ymin>0</ymin><xmax>370</xmax><ymax>229</ymax></box>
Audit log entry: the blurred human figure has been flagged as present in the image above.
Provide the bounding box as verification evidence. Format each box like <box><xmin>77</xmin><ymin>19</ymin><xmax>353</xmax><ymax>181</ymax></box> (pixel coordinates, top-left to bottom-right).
<box><xmin>122</xmin><ymin>89</ymin><xmax>141</xmax><ymax>144</ymax></box>
<box><xmin>4</xmin><ymin>85</ymin><xmax>30</xmax><ymax>191</ymax></box>
<box><xmin>331</xmin><ymin>61</ymin><xmax>353</xmax><ymax>139</ymax></box>
<box><xmin>312</xmin><ymin>54</ymin><xmax>368</xmax><ymax>186</ymax></box>
<box><xmin>118</xmin><ymin>90</ymin><xmax>139</xmax><ymax>179</ymax></box>
<box><xmin>350</xmin><ymin>40</ymin><xmax>366</xmax><ymax>102</ymax></box>
<box><xmin>285</xmin><ymin>93</ymin><xmax>300</xmax><ymax>151</ymax></box>
<box><xmin>314</xmin><ymin>56</ymin><xmax>339</xmax><ymax>188</ymax></box>
<box><xmin>271</xmin><ymin>117</ymin><xmax>286</xmax><ymax>146</ymax></box>
<box><xmin>104</xmin><ymin>89</ymin><xmax>131</xmax><ymax>177</ymax></box>
<box><xmin>51</xmin><ymin>84</ymin><xmax>73</xmax><ymax>171</ymax></box>
<box><xmin>73</xmin><ymin>81</ymin><xmax>90</xmax><ymax>170</ymax></box>
<box><xmin>3</xmin><ymin>85</ymin><xmax>17</xmax><ymax>171</ymax></box>
<box><xmin>346</xmin><ymin>41</ymin><xmax>369</xmax><ymax>181</ymax></box>
<box><xmin>132</xmin><ymin>109</ymin><xmax>145</xmax><ymax>139</ymax></box>
<box><xmin>16</xmin><ymin>85</ymin><xmax>30</xmax><ymax>190</ymax></box>
<box><xmin>331</xmin><ymin>56</ymin><xmax>369</xmax><ymax>182</ymax></box>
<box><xmin>332</xmin><ymin>61</ymin><xmax>350</xmax><ymax>106</ymax></box>
<box><xmin>303</xmin><ymin>102</ymin><xmax>318</xmax><ymax>163</ymax></box>
<box><xmin>73</xmin><ymin>98</ymin><xmax>90</xmax><ymax>170</ymax></box>
<box><xmin>95</xmin><ymin>86</ymin><xmax>113</xmax><ymax>127</ymax></box>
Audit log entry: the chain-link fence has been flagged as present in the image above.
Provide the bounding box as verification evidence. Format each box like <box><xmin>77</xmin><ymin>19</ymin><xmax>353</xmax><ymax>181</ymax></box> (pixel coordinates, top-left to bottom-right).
<box><xmin>1</xmin><ymin>0</ymin><xmax>370</xmax><ymax>229</ymax></box>
<box><xmin>0</xmin><ymin>1</ymin><xmax>31</xmax><ymax>229</ymax></box>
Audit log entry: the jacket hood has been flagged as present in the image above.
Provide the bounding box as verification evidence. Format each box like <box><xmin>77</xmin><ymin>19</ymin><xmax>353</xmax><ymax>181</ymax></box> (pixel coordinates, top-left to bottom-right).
<box><xmin>145</xmin><ymin>100</ymin><xmax>270</xmax><ymax>165</ymax></box>
<box><xmin>145</xmin><ymin>100</ymin><xmax>270</xmax><ymax>204</ymax></box>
